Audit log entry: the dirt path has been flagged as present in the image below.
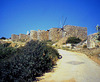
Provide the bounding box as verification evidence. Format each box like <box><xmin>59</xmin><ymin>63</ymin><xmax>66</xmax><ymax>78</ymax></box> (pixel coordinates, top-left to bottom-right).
<box><xmin>38</xmin><ymin>49</ymin><xmax>100</xmax><ymax>82</ymax></box>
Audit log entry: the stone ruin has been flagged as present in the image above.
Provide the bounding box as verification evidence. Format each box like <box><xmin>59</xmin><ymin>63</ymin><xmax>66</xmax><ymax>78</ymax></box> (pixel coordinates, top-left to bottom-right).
<box><xmin>11</xmin><ymin>25</ymin><xmax>87</xmax><ymax>42</ymax></box>
<box><xmin>11</xmin><ymin>34</ymin><xmax>19</xmax><ymax>41</ymax></box>
<box><xmin>62</xmin><ymin>25</ymin><xmax>87</xmax><ymax>40</ymax></box>
<box><xmin>30</xmin><ymin>30</ymin><xmax>37</xmax><ymax>40</ymax></box>
<box><xmin>37</xmin><ymin>30</ymin><xmax>49</xmax><ymax>41</ymax></box>
<box><xmin>19</xmin><ymin>34</ymin><xmax>30</xmax><ymax>41</ymax></box>
<box><xmin>11</xmin><ymin>34</ymin><xmax>30</xmax><ymax>41</ymax></box>
<box><xmin>49</xmin><ymin>28</ymin><xmax>63</xmax><ymax>41</ymax></box>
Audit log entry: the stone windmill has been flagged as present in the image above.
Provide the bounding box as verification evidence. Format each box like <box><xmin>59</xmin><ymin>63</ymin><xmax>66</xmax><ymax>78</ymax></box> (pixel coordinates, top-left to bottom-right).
<box><xmin>60</xmin><ymin>17</ymin><xmax>67</xmax><ymax>37</ymax></box>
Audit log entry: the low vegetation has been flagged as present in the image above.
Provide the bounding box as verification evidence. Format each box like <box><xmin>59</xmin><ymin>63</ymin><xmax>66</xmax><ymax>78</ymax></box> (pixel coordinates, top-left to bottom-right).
<box><xmin>66</xmin><ymin>37</ymin><xmax>82</xmax><ymax>44</ymax></box>
<box><xmin>83</xmin><ymin>44</ymin><xmax>87</xmax><ymax>48</ymax></box>
<box><xmin>0</xmin><ymin>37</ymin><xmax>6</xmax><ymax>40</ymax></box>
<box><xmin>0</xmin><ymin>43</ymin><xmax>17</xmax><ymax>62</ymax></box>
<box><xmin>97</xmin><ymin>36</ymin><xmax>100</xmax><ymax>41</ymax></box>
<box><xmin>42</xmin><ymin>40</ymin><xmax>55</xmax><ymax>46</ymax></box>
<box><xmin>0</xmin><ymin>40</ymin><xmax>59</xmax><ymax>82</ymax></box>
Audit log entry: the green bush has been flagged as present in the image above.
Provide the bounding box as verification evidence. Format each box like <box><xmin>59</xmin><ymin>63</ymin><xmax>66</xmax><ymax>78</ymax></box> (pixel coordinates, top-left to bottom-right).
<box><xmin>97</xmin><ymin>36</ymin><xmax>100</xmax><ymax>41</ymax></box>
<box><xmin>0</xmin><ymin>37</ymin><xmax>6</xmax><ymax>40</ymax></box>
<box><xmin>83</xmin><ymin>45</ymin><xmax>87</xmax><ymax>48</ymax></box>
<box><xmin>19</xmin><ymin>39</ymin><xmax>26</xmax><ymax>42</ymax></box>
<box><xmin>42</xmin><ymin>40</ymin><xmax>54</xmax><ymax>46</ymax></box>
<box><xmin>2</xmin><ymin>43</ymin><xmax>11</xmax><ymax>47</ymax></box>
<box><xmin>0</xmin><ymin>43</ymin><xmax>17</xmax><ymax>61</ymax></box>
<box><xmin>66</xmin><ymin>37</ymin><xmax>82</xmax><ymax>44</ymax></box>
<box><xmin>0</xmin><ymin>40</ymin><xmax>59</xmax><ymax>82</ymax></box>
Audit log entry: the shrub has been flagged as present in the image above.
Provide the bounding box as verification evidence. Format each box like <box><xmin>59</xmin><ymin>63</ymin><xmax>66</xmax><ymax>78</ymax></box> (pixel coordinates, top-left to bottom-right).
<box><xmin>62</xmin><ymin>43</ymin><xmax>66</xmax><ymax>45</ymax></box>
<box><xmin>83</xmin><ymin>45</ymin><xmax>87</xmax><ymax>48</ymax></box>
<box><xmin>97</xmin><ymin>36</ymin><xmax>100</xmax><ymax>41</ymax></box>
<box><xmin>2</xmin><ymin>43</ymin><xmax>11</xmax><ymax>47</ymax></box>
<box><xmin>42</xmin><ymin>40</ymin><xmax>54</xmax><ymax>46</ymax></box>
<box><xmin>0</xmin><ymin>43</ymin><xmax>17</xmax><ymax>61</ymax></box>
<box><xmin>19</xmin><ymin>39</ymin><xmax>26</xmax><ymax>42</ymax></box>
<box><xmin>66</xmin><ymin>37</ymin><xmax>82</xmax><ymax>44</ymax></box>
<box><xmin>0</xmin><ymin>40</ymin><xmax>59</xmax><ymax>82</ymax></box>
<box><xmin>0</xmin><ymin>37</ymin><xmax>6</xmax><ymax>40</ymax></box>
<box><xmin>61</xmin><ymin>47</ymin><xmax>67</xmax><ymax>50</ymax></box>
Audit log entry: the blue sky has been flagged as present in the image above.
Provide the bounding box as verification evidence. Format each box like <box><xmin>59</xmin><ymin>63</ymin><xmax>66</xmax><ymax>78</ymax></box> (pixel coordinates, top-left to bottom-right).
<box><xmin>0</xmin><ymin>0</ymin><xmax>100</xmax><ymax>38</ymax></box>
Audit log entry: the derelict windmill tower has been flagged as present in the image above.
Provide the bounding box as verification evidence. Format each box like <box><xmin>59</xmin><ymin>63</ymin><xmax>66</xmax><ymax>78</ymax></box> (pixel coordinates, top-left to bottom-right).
<box><xmin>60</xmin><ymin>17</ymin><xmax>67</xmax><ymax>37</ymax></box>
<box><xmin>60</xmin><ymin>17</ymin><xmax>67</xmax><ymax>29</ymax></box>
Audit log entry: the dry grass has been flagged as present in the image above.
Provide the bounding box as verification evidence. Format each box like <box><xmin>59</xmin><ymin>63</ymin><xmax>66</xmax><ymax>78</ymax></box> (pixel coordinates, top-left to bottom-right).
<box><xmin>53</xmin><ymin>37</ymin><xmax>68</xmax><ymax>48</ymax></box>
<box><xmin>74</xmin><ymin>48</ymin><xmax>100</xmax><ymax>65</ymax></box>
<box><xmin>76</xmin><ymin>48</ymin><xmax>100</xmax><ymax>56</ymax></box>
<box><xmin>0</xmin><ymin>39</ymin><xmax>26</xmax><ymax>48</ymax></box>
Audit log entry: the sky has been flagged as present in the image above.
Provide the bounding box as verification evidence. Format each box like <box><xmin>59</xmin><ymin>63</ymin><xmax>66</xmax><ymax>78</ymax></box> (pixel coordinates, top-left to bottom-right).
<box><xmin>0</xmin><ymin>0</ymin><xmax>100</xmax><ymax>38</ymax></box>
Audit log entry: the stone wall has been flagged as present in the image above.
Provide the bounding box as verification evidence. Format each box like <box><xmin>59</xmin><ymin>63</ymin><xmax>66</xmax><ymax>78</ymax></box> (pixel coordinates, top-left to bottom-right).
<box><xmin>49</xmin><ymin>28</ymin><xmax>62</xmax><ymax>42</ymax></box>
<box><xmin>11</xmin><ymin>25</ymin><xmax>87</xmax><ymax>42</ymax></box>
<box><xmin>30</xmin><ymin>30</ymin><xmax>37</xmax><ymax>40</ymax></box>
<box><xmin>63</xmin><ymin>25</ymin><xmax>87</xmax><ymax>40</ymax></box>
<box><xmin>11</xmin><ymin>34</ymin><xmax>19</xmax><ymax>41</ymax></box>
<box><xmin>19</xmin><ymin>34</ymin><xmax>30</xmax><ymax>41</ymax></box>
<box><xmin>37</xmin><ymin>30</ymin><xmax>49</xmax><ymax>41</ymax></box>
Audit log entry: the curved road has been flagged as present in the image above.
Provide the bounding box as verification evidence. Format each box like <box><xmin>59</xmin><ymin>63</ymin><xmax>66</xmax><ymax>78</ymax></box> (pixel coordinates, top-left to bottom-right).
<box><xmin>38</xmin><ymin>49</ymin><xmax>100</xmax><ymax>82</ymax></box>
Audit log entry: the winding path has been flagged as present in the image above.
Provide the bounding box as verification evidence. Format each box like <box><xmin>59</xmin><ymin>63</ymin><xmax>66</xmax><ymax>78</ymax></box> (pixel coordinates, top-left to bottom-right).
<box><xmin>38</xmin><ymin>49</ymin><xmax>100</xmax><ymax>82</ymax></box>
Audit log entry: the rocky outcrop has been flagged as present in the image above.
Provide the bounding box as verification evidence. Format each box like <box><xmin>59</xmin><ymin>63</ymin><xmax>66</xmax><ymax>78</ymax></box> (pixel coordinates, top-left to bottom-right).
<box><xmin>87</xmin><ymin>33</ymin><xmax>100</xmax><ymax>48</ymax></box>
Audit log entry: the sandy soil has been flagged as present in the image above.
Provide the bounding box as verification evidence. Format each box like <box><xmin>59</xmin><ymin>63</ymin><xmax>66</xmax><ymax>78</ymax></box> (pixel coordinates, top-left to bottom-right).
<box><xmin>37</xmin><ymin>49</ymin><xmax>100</xmax><ymax>82</ymax></box>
